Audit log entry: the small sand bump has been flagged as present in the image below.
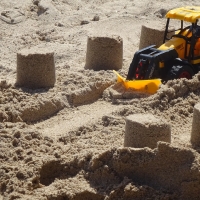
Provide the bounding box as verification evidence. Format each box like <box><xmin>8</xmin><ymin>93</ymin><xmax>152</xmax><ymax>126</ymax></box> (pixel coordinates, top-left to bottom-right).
<box><xmin>124</xmin><ymin>114</ymin><xmax>171</xmax><ymax>148</ymax></box>
<box><xmin>85</xmin><ymin>35</ymin><xmax>123</xmax><ymax>70</ymax></box>
<box><xmin>16</xmin><ymin>46</ymin><xmax>56</xmax><ymax>89</ymax></box>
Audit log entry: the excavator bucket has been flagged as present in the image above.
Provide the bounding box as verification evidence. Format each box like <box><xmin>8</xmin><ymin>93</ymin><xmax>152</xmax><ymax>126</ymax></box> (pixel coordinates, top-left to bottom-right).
<box><xmin>113</xmin><ymin>70</ymin><xmax>161</xmax><ymax>94</ymax></box>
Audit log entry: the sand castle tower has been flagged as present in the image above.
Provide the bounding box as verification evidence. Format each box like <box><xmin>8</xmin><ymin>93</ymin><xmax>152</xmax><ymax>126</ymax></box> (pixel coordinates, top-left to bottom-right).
<box><xmin>139</xmin><ymin>23</ymin><xmax>175</xmax><ymax>49</ymax></box>
<box><xmin>85</xmin><ymin>35</ymin><xmax>123</xmax><ymax>71</ymax></box>
<box><xmin>191</xmin><ymin>103</ymin><xmax>200</xmax><ymax>146</ymax></box>
<box><xmin>124</xmin><ymin>114</ymin><xmax>171</xmax><ymax>149</ymax></box>
<box><xmin>16</xmin><ymin>47</ymin><xmax>55</xmax><ymax>89</ymax></box>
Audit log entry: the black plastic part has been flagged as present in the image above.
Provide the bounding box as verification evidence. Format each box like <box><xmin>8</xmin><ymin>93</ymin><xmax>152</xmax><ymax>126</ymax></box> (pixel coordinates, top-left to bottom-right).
<box><xmin>163</xmin><ymin>18</ymin><xmax>170</xmax><ymax>43</ymax></box>
<box><xmin>126</xmin><ymin>47</ymin><xmax>178</xmax><ymax>80</ymax></box>
<box><xmin>189</xmin><ymin>23</ymin><xmax>197</xmax><ymax>61</ymax></box>
<box><xmin>166</xmin><ymin>65</ymin><xmax>194</xmax><ymax>80</ymax></box>
<box><xmin>126</xmin><ymin>45</ymin><xmax>156</xmax><ymax>80</ymax></box>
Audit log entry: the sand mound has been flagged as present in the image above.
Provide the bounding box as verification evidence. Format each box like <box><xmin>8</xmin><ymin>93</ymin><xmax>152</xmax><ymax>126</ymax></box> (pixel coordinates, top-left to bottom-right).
<box><xmin>0</xmin><ymin>80</ymin><xmax>64</xmax><ymax>122</ymax></box>
<box><xmin>16</xmin><ymin>47</ymin><xmax>56</xmax><ymax>89</ymax></box>
<box><xmin>1</xmin><ymin>70</ymin><xmax>200</xmax><ymax>199</ymax></box>
<box><xmin>88</xmin><ymin>142</ymin><xmax>200</xmax><ymax>199</ymax></box>
<box><xmin>57</xmin><ymin>69</ymin><xmax>115</xmax><ymax>106</ymax></box>
<box><xmin>109</xmin><ymin>73</ymin><xmax>200</xmax><ymax>110</ymax></box>
<box><xmin>85</xmin><ymin>35</ymin><xmax>123</xmax><ymax>71</ymax></box>
<box><xmin>1</xmin><ymin>126</ymin><xmax>199</xmax><ymax>199</ymax></box>
<box><xmin>0</xmin><ymin>69</ymin><xmax>114</xmax><ymax>122</ymax></box>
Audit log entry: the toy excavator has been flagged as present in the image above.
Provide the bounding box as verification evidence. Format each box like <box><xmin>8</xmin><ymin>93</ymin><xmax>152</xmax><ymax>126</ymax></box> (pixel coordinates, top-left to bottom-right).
<box><xmin>115</xmin><ymin>6</ymin><xmax>200</xmax><ymax>94</ymax></box>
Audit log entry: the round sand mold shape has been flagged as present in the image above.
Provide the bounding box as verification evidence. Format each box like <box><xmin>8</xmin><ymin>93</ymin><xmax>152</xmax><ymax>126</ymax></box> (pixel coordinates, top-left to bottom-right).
<box><xmin>124</xmin><ymin>114</ymin><xmax>171</xmax><ymax>149</ymax></box>
<box><xmin>139</xmin><ymin>24</ymin><xmax>175</xmax><ymax>49</ymax></box>
<box><xmin>191</xmin><ymin>103</ymin><xmax>200</xmax><ymax>146</ymax></box>
<box><xmin>16</xmin><ymin>48</ymin><xmax>55</xmax><ymax>89</ymax></box>
<box><xmin>85</xmin><ymin>35</ymin><xmax>123</xmax><ymax>71</ymax></box>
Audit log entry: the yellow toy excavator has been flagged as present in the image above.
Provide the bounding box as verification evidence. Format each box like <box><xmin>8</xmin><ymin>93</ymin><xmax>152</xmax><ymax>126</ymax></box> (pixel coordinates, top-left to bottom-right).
<box><xmin>115</xmin><ymin>6</ymin><xmax>200</xmax><ymax>94</ymax></box>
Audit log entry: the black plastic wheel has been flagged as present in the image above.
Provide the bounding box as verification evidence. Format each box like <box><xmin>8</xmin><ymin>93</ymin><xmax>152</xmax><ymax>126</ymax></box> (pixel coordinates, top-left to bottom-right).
<box><xmin>166</xmin><ymin>65</ymin><xmax>194</xmax><ymax>80</ymax></box>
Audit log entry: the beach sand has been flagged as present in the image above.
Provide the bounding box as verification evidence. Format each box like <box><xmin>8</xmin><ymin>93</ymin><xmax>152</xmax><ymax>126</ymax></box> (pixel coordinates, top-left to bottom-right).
<box><xmin>1</xmin><ymin>0</ymin><xmax>200</xmax><ymax>199</ymax></box>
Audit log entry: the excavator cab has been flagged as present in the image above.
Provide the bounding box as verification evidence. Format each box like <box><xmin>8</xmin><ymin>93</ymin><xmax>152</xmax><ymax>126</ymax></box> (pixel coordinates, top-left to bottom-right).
<box><xmin>162</xmin><ymin>17</ymin><xmax>200</xmax><ymax>61</ymax></box>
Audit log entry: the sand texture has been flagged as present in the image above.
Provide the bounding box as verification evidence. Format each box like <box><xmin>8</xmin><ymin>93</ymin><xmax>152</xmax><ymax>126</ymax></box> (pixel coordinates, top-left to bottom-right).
<box><xmin>1</xmin><ymin>0</ymin><xmax>200</xmax><ymax>199</ymax></box>
<box><xmin>124</xmin><ymin>114</ymin><xmax>171</xmax><ymax>148</ymax></box>
<box><xmin>85</xmin><ymin>35</ymin><xmax>123</xmax><ymax>70</ymax></box>
<box><xmin>16</xmin><ymin>47</ymin><xmax>56</xmax><ymax>88</ymax></box>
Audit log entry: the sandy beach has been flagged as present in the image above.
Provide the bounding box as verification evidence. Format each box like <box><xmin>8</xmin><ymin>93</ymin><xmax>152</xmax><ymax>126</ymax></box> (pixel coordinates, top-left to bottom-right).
<box><xmin>1</xmin><ymin>0</ymin><xmax>200</xmax><ymax>199</ymax></box>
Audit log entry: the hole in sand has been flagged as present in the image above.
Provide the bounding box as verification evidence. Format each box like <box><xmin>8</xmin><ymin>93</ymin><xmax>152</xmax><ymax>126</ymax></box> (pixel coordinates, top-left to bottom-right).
<box><xmin>40</xmin><ymin>160</ymin><xmax>81</xmax><ymax>186</ymax></box>
<box><xmin>40</xmin><ymin>160</ymin><xmax>64</xmax><ymax>186</ymax></box>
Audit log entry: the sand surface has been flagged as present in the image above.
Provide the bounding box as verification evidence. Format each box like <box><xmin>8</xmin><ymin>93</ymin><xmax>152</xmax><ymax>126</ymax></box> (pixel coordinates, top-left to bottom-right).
<box><xmin>1</xmin><ymin>0</ymin><xmax>200</xmax><ymax>199</ymax></box>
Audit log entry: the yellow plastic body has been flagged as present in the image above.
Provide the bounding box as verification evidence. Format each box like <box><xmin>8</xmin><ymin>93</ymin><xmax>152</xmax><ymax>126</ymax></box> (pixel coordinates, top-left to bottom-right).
<box><xmin>158</xmin><ymin>29</ymin><xmax>192</xmax><ymax>59</ymax></box>
<box><xmin>166</xmin><ymin>6</ymin><xmax>200</xmax><ymax>23</ymax></box>
<box><xmin>113</xmin><ymin>71</ymin><xmax>161</xmax><ymax>94</ymax></box>
<box><xmin>164</xmin><ymin>7</ymin><xmax>200</xmax><ymax>63</ymax></box>
<box><xmin>158</xmin><ymin>37</ymin><xmax>185</xmax><ymax>59</ymax></box>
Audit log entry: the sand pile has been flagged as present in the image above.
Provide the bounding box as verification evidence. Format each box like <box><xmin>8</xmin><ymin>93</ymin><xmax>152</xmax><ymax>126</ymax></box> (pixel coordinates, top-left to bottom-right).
<box><xmin>56</xmin><ymin>69</ymin><xmax>115</xmax><ymax>106</ymax></box>
<box><xmin>0</xmin><ymin>69</ymin><xmax>114</xmax><ymax>123</ymax></box>
<box><xmin>0</xmin><ymin>80</ymin><xmax>64</xmax><ymax>122</ymax></box>
<box><xmin>2</xmin><ymin>74</ymin><xmax>200</xmax><ymax>199</ymax></box>
<box><xmin>1</xmin><ymin>125</ymin><xmax>200</xmax><ymax>199</ymax></box>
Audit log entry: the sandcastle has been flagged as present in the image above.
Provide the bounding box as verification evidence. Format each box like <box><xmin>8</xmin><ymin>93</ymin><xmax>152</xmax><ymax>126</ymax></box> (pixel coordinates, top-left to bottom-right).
<box><xmin>124</xmin><ymin>113</ymin><xmax>171</xmax><ymax>148</ymax></box>
<box><xmin>191</xmin><ymin>103</ymin><xmax>200</xmax><ymax>146</ymax></box>
<box><xmin>139</xmin><ymin>24</ymin><xmax>175</xmax><ymax>49</ymax></box>
<box><xmin>16</xmin><ymin>47</ymin><xmax>56</xmax><ymax>89</ymax></box>
<box><xmin>85</xmin><ymin>35</ymin><xmax>123</xmax><ymax>71</ymax></box>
